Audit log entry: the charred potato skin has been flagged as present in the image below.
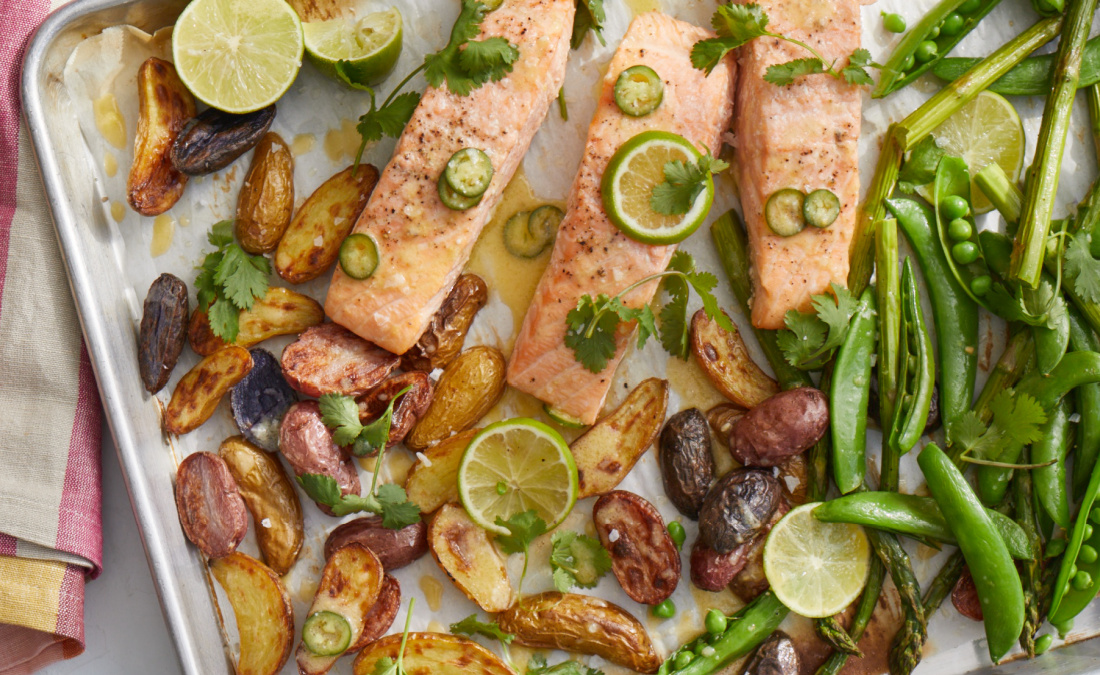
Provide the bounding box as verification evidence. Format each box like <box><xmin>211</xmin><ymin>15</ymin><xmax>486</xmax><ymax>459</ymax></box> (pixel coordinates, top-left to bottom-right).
<box><xmin>235</xmin><ymin>131</ymin><xmax>294</xmax><ymax>253</ymax></box>
<box><xmin>166</xmin><ymin>346</ymin><xmax>253</xmax><ymax>435</ymax></box>
<box><xmin>275</xmin><ymin>164</ymin><xmax>379</xmax><ymax>284</ymax></box>
<box><xmin>404</xmin><ymin>429</ymin><xmax>480</xmax><ymax>513</ymax></box>
<box><xmin>729</xmin><ymin>502</ymin><xmax>787</xmax><ymax>602</ymax></box>
<box><xmin>698</xmin><ymin>469</ymin><xmax>781</xmax><ymax>554</ymax></box>
<box><xmin>209</xmin><ymin>552</ymin><xmax>295</xmax><ymax>675</ymax></box>
<box><xmin>218</xmin><ymin>436</ymin><xmax>303</xmax><ymax>575</ymax></box>
<box><xmin>139</xmin><ymin>273</ymin><xmax>189</xmax><ymax>393</ymax></box>
<box><xmin>659</xmin><ymin>408</ymin><xmax>715</xmax><ymax>519</ymax></box>
<box><xmin>689</xmin><ymin>539</ymin><xmax>747</xmax><ymax>592</ymax></box>
<box><xmin>354</xmin><ymin>574</ymin><xmax>401</xmax><ymax>650</ymax></box>
<box><xmin>281</xmin><ymin>323</ymin><xmax>400</xmax><ymax>398</ymax></box>
<box><xmin>690</xmin><ymin>309</ymin><xmax>778</xmax><ymax>408</ymax></box>
<box><xmin>571</xmin><ymin>378</ymin><xmax>668</xmax><ymax>498</ymax></box>
<box><xmin>189</xmin><ymin>286</ymin><xmax>324</xmax><ymax>355</ymax></box>
<box><xmin>401</xmin><ymin>274</ymin><xmax>489</xmax><ymax>372</ymax></box>
<box><xmin>127</xmin><ymin>57</ymin><xmax>195</xmax><ymax>216</ymax></box>
<box><xmin>498</xmin><ymin>592</ymin><xmax>662</xmax><ymax>674</ymax></box>
<box><xmin>593</xmin><ymin>491</ymin><xmax>681</xmax><ymax>605</ymax></box>
<box><xmin>357</xmin><ymin>372</ymin><xmax>434</xmax><ymax>450</ymax></box>
<box><xmin>324</xmin><ymin>516</ymin><xmax>428</xmax><ymax>571</ymax></box>
<box><xmin>175</xmin><ymin>452</ymin><xmax>248</xmax><ymax>558</ymax></box>
<box><xmin>407</xmin><ymin>347</ymin><xmax>506</xmax><ymax>452</ymax></box>
<box><xmin>170</xmin><ymin>105</ymin><xmax>276</xmax><ymax>176</ymax></box>
<box><xmin>728</xmin><ymin>388</ymin><xmax>829</xmax><ymax>467</ymax></box>
<box><xmin>428</xmin><ymin>503</ymin><xmax>514</xmax><ymax>612</ymax></box>
<box><xmin>706</xmin><ymin>403</ymin><xmax>744</xmax><ymax>447</ymax></box>
<box><xmin>742</xmin><ymin>631</ymin><xmax>800</xmax><ymax>675</ymax></box>
<box><xmin>352</xmin><ymin>633</ymin><xmax>514</xmax><ymax>675</ymax></box>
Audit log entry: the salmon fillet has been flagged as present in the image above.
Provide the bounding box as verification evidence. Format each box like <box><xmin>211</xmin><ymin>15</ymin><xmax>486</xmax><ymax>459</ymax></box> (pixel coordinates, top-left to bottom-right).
<box><xmin>507</xmin><ymin>12</ymin><xmax>736</xmax><ymax>425</ymax></box>
<box><xmin>735</xmin><ymin>0</ymin><xmax>862</xmax><ymax>329</ymax></box>
<box><xmin>324</xmin><ymin>0</ymin><xmax>575</xmax><ymax>355</ymax></box>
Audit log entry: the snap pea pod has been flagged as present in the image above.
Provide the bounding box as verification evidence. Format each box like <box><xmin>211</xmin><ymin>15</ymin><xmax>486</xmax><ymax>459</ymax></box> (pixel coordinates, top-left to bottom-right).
<box><xmin>1028</xmin><ymin>274</ymin><xmax>1071</xmax><ymax>375</ymax></box>
<box><xmin>873</xmin><ymin>0</ymin><xmax>1004</xmax><ymax>99</ymax></box>
<box><xmin>1015</xmin><ymin>453</ymin><xmax>1043</xmax><ymax>657</ymax></box>
<box><xmin>1033</xmin><ymin>398</ymin><xmax>1074</xmax><ymax>528</ymax></box>
<box><xmin>1089</xmin><ymin>85</ymin><xmax>1100</xmax><ymax>158</ymax></box>
<box><xmin>1032</xmin><ymin>0</ymin><xmax>1067</xmax><ymax>16</ymax></box>
<box><xmin>890</xmin><ymin>259</ymin><xmax>936</xmax><ymax>454</ymax></box>
<box><xmin>1049</xmin><ymin>432</ymin><xmax>1100</xmax><ymax>623</ymax></box>
<box><xmin>933</xmin><ymin>34</ymin><xmax>1100</xmax><ymax>96</ymax></box>
<box><xmin>1067</xmin><ymin>306</ymin><xmax>1100</xmax><ymax>496</ymax></box>
<box><xmin>877</xmin><ymin>219</ymin><xmax>902</xmax><ymax>439</ymax></box>
<box><xmin>974</xmin><ymin>163</ymin><xmax>1023</xmax><ymax>228</ymax></box>
<box><xmin>887</xmin><ymin>197</ymin><xmax>978</xmax><ymax>437</ymax></box>
<box><xmin>831</xmin><ymin>288</ymin><xmax>876</xmax><ymax>495</ymax></box>
<box><xmin>918</xmin><ymin>443</ymin><xmax>1025</xmax><ymax>664</ymax></box>
<box><xmin>658</xmin><ymin>591</ymin><xmax>788</xmax><ymax>675</ymax></box>
<box><xmin>813</xmin><ymin>492</ymin><xmax>1033</xmax><ymax>559</ymax></box>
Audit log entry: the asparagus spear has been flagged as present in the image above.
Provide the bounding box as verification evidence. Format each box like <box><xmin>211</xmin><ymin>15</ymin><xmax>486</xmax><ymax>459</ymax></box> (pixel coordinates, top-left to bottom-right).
<box><xmin>814</xmin><ymin>559</ymin><xmax>886</xmax><ymax>675</ymax></box>
<box><xmin>975</xmin><ymin>163</ymin><xmax>1023</xmax><ymax>227</ymax></box>
<box><xmin>1012</xmin><ymin>0</ymin><xmax>1098</xmax><ymax>287</ymax></box>
<box><xmin>1015</xmin><ymin>456</ymin><xmax>1044</xmax><ymax>657</ymax></box>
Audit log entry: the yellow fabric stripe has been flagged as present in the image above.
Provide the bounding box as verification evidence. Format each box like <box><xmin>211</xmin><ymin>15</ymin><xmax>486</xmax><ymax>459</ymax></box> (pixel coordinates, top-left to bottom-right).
<box><xmin>0</xmin><ymin>556</ymin><xmax>65</xmax><ymax>634</ymax></box>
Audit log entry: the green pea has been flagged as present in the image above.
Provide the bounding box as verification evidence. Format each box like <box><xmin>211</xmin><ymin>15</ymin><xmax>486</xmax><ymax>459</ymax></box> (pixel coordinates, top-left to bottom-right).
<box><xmin>969</xmin><ymin>275</ymin><xmax>992</xmax><ymax>297</ymax></box>
<box><xmin>1053</xmin><ymin>618</ymin><xmax>1074</xmax><ymax>638</ymax></box>
<box><xmin>1046</xmin><ymin>538</ymin><xmax>1068</xmax><ymax>557</ymax></box>
<box><xmin>1086</xmin><ymin>524</ymin><xmax>1095</xmax><ymax>539</ymax></box>
<box><xmin>704</xmin><ymin>609</ymin><xmax>727</xmax><ymax>634</ymax></box>
<box><xmin>882</xmin><ymin>12</ymin><xmax>907</xmax><ymax>33</ymax></box>
<box><xmin>900</xmin><ymin>53</ymin><xmax>916</xmax><ymax>72</ymax></box>
<box><xmin>1035</xmin><ymin>633</ymin><xmax>1054</xmax><ymax>655</ymax></box>
<box><xmin>940</xmin><ymin>195</ymin><xmax>970</xmax><ymax>220</ymax></box>
<box><xmin>958</xmin><ymin>0</ymin><xmax>982</xmax><ymax>12</ymax></box>
<box><xmin>915</xmin><ymin>40</ymin><xmax>939</xmax><ymax>63</ymax></box>
<box><xmin>927</xmin><ymin>24</ymin><xmax>941</xmax><ymax>40</ymax></box>
<box><xmin>667</xmin><ymin>522</ymin><xmax>686</xmax><ymax>551</ymax></box>
<box><xmin>1079</xmin><ymin>544</ymin><xmax>1098</xmax><ymax>563</ymax></box>
<box><xmin>948</xmin><ymin>218</ymin><xmax>973</xmax><ymax>241</ymax></box>
<box><xmin>952</xmin><ymin>241</ymin><xmax>979</xmax><ymax>265</ymax></box>
<box><xmin>1073</xmin><ymin>570</ymin><xmax>1093</xmax><ymax>590</ymax></box>
<box><xmin>1070</xmin><ymin>563</ymin><xmax>1078</xmax><ymax>578</ymax></box>
<box><xmin>941</xmin><ymin>13</ymin><xmax>965</xmax><ymax>36</ymax></box>
<box><xmin>674</xmin><ymin>651</ymin><xmax>693</xmax><ymax>670</ymax></box>
<box><xmin>1091</xmin><ymin>505</ymin><xmax>1100</xmax><ymax>524</ymax></box>
<box><xmin>652</xmin><ymin>599</ymin><xmax>676</xmax><ymax>619</ymax></box>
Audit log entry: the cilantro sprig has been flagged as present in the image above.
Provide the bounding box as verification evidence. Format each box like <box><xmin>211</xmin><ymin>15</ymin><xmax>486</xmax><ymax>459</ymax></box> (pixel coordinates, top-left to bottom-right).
<box><xmin>348</xmin><ymin>0</ymin><xmax>519</xmax><ymax>168</ymax></box>
<box><xmin>776</xmin><ymin>283</ymin><xmax>858</xmax><ymax>370</ymax></box>
<box><xmin>651</xmin><ymin>150</ymin><xmax>730</xmax><ymax>216</ymax></box>
<box><xmin>370</xmin><ymin>599</ymin><xmax>414</xmax><ymax>675</ymax></box>
<box><xmin>565</xmin><ymin>252</ymin><xmax>733</xmax><ymax>373</ymax></box>
<box><xmin>570</xmin><ymin>0</ymin><xmax>606</xmax><ymax>50</ymax></box>
<box><xmin>527</xmin><ymin>654</ymin><xmax>605</xmax><ymax>675</ymax></box>
<box><xmin>194</xmin><ymin>221</ymin><xmax>271</xmax><ymax>342</ymax></box>
<box><xmin>549</xmin><ymin>531</ymin><xmax>611</xmax><ymax>592</ymax></box>
<box><xmin>495</xmin><ymin>510</ymin><xmax>548</xmax><ymax>600</ymax></box>
<box><xmin>950</xmin><ymin>389</ymin><xmax>1050</xmax><ymax>467</ymax></box>
<box><xmin>450</xmin><ymin>614</ymin><xmax>517</xmax><ymax>668</ymax></box>
<box><xmin>692</xmin><ymin>4</ymin><xmax>875</xmax><ymax>86</ymax></box>
<box><xmin>1064</xmin><ymin>232</ymin><xmax>1100</xmax><ymax>304</ymax></box>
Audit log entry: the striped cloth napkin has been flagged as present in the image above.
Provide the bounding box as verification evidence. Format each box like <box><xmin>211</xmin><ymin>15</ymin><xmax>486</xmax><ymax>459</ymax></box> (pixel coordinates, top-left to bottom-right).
<box><xmin>0</xmin><ymin>0</ymin><xmax>105</xmax><ymax>673</ymax></box>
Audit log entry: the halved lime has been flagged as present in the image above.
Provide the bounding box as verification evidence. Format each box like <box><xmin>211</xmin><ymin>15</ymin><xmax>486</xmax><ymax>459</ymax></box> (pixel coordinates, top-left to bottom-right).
<box><xmin>172</xmin><ymin>0</ymin><xmax>304</xmax><ymax>114</ymax></box>
<box><xmin>931</xmin><ymin>90</ymin><xmax>1025</xmax><ymax>214</ymax></box>
<box><xmin>303</xmin><ymin>7</ymin><xmax>402</xmax><ymax>86</ymax></box>
<box><xmin>458</xmin><ymin>418</ymin><xmax>578</xmax><ymax>534</ymax></box>
<box><xmin>763</xmin><ymin>502</ymin><xmax>871</xmax><ymax>618</ymax></box>
<box><xmin>601</xmin><ymin>130</ymin><xmax>713</xmax><ymax>245</ymax></box>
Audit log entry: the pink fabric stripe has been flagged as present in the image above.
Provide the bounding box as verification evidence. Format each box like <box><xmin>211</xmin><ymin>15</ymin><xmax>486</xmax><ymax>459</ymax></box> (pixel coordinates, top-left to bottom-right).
<box><xmin>55</xmin><ymin>343</ymin><xmax>103</xmax><ymax>576</ymax></box>
<box><xmin>0</xmin><ymin>533</ymin><xmax>15</xmax><ymax>557</ymax></box>
<box><xmin>53</xmin><ymin>564</ymin><xmax>85</xmax><ymax>646</ymax></box>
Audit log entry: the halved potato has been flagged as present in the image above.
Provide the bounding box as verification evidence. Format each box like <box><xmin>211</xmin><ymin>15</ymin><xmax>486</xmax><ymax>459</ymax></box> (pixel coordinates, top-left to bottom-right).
<box><xmin>690</xmin><ymin>309</ymin><xmax>778</xmax><ymax>408</ymax></box>
<box><xmin>571</xmin><ymin>378</ymin><xmax>668</xmax><ymax>498</ymax></box>
<box><xmin>165</xmin><ymin>346</ymin><xmax>252</xmax><ymax>435</ymax></box>
<box><xmin>352</xmin><ymin>633</ymin><xmax>515</xmax><ymax>675</ymax></box>
<box><xmin>297</xmin><ymin>543</ymin><xmax>385</xmax><ymax>675</ymax></box>
<box><xmin>127</xmin><ymin>57</ymin><xmax>195</xmax><ymax>216</ymax></box>
<box><xmin>209</xmin><ymin>552</ymin><xmax>295</xmax><ymax>675</ymax></box>
<box><xmin>189</xmin><ymin>287</ymin><xmax>324</xmax><ymax>356</ymax></box>
<box><xmin>404</xmin><ymin>429</ymin><xmax>479</xmax><ymax>514</ymax></box>
<box><xmin>407</xmin><ymin>347</ymin><xmax>506</xmax><ymax>451</ymax></box>
<box><xmin>428</xmin><ymin>503</ymin><xmax>514</xmax><ymax>612</ymax></box>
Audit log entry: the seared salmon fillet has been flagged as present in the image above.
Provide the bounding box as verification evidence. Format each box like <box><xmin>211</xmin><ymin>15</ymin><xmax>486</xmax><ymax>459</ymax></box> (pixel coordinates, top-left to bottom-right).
<box><xmin>507</xmin><ymin>12</ymin><xmax>735</xmax><ymax>425</ymax></box>
<box><xmin>324</xmin><ymin>0</ymin><xmax>575</xmax><ymax>355</ymax></box>
<box><xmin>736</xmin><ymin>0</ymin><xmax>862</xmax><ymax>329</ymax></box>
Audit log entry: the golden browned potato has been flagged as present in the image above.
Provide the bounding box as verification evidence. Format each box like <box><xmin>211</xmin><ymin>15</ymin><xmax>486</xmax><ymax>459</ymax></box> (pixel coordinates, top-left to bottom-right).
<box><xmin>570</xmin><ymin>378</ymin><xmax>668</xmax><ymax>498</ymax></box>
<box><xmin>428</xmin><ymin>503</ymin><xmax>514</xmax><ymax>613</ymax></box>
<box><xmin>352</xmin><ymin>633</ymin><xmax>514</xmax><ymax>675</ymax></box>
<box><xmin>127</xmin><ymin>57</ymin><xmax>195</xmax><ymax>216</ymax></box>
<box><xmin>165</xmin><ymin>346</ymin><xmax>252</xmax><ymax>435</ymax></box>
<box><xmin>404</xmin><ymin>429</ymin><xmax>479</xmax><ymax>513</ymax></box>
<box><xmin>401</xmin><ymin>274</ymin><xmax>489</xmax><ymax>372</ymax></box>
<box><xmin>236</xmin><ymin>132</ymin><xmax>294</xmax><ymax>254</ymax></box>
<box><xmin>297</xmin><ymin>543</ymin><xmax>385</xmax><ymax>675</ymax></box>
<box><xmin>406</xmin><ymin>347</ymin><xmax>505</xmax><ymax>452</ymax></box>
<box><xmin>498</xmin><ymin>592</ymin><xmax>661</xmax><ymax>673</ymax></box>
<box><xmin>188</xmin><ymin>287</ymin><xmax>324</xmax><ymax>356</ymax></box>
<box><xmin>690</xmin><ymin>309</ymin><xmax>778</xmax><ymax>409</ymax></box>
<box><xmin>275</xmin><ymin>165</ymin><xmax>379</xmax><ymax>284</ymax></box>
<box><xmin>353</xmin><ymin>574</ymin><xmax>400</xmax><ymax>650</ymax></box>
<box><xmin>218</xmin><ymin>436</ymin><xmax>303</xmax><ymax>575</ymax></box>
<box><xmin>210</xmin><ymin>552</ymin><xmax>295</xmax><ymax>675</ymax></box>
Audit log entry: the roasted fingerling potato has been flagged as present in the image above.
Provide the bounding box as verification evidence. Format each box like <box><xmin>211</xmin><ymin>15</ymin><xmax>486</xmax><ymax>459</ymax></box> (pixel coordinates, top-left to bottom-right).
<box><xmin>210</xmin><ymin>552</ymin><xmax>295</xmax><ymax>675</ymax></box>
<box><xmin>352</xmin><ymin>633</ymin><xmax>514</xmax><ymax>675</ymax></box>
<box><xmin>188</xmin><ymin>286</ymin><xmax>324</xmax><ymax>356</ymax></box>
<box><xmin>281</xmin><ymin>323</ymin><xmax>400</xmax><ymax>398</ymax></box>
<box><xmin>230</xmin><ymin>348</ymin><xmax>298</xmax><ymax>452</ymax></box>
<box><xmin>218</xmin><ymin>436</ymin><xmax>304</xmax><ymax>575</ymax></box>
<box><xmin>353</xmin><ymin>574</ymin><xmax>401</xmax><ymax>650</ymax></box>
<box><xmin>278</xmin><ymin>400</ymin><xmax>362</xmax><ymax>514</ymax></box>
<box><xmin>165</xmin><ymin>346</ymin><xmax>253</xmax><ymax>435</ymax></box>
<box><xmin>171</xmin><ymin>105</ymin><xmax>276</xmax><ymax>177</ymax></box>
<box><xmin>406</xmin><ymin>347</ymin><xmax>505</xmax><ymax>451</ymax></box>
<box><xmin>235</xmin><ymin>131</ymin><xmax>294</xmax><ymax>253</ymax></box>
<box><xmin>401</xmin><ymin>274</ymin><xmax>489</xmax><ymax>372</ymax></box>
<box><xmin>428</xmin><ymin>503</ymin><xmax>514</xmax><ymax>612</ymax></box>
<box><xmin>275</xmin><ymin>164</ymin><xmax>379</xmax><ymax>284</ymax></box>
<box><xmin>139</xmin><ymin>273</ymin><xmax>189</xmax><ymax>394</ymax></box>
<box><xmin>659</xmin><ymin>408</ymin><xmax>715</xmax><ymax>519</ymax></box>
<box><xmin>571</xmin><ymin>378</ymin><xmax>668</xmax><ymax>498</ymax></box>
<box><xmin>404</xmin><ymin>428</ymin><xmax>479</xmax><ymax>514</ymax></box>
<box><xmin>324</xmin><ymin>516</ymin><xmax>428</xmax><ymax>571</ymax></box>
<box><xmin>357</xmin><ymin>372</ymin><xmax>434</xmax><ymax>450</ymax></box>
<box><xmin>175</xmin><ymin>451</ymin><xmax>248</xmax><ymax>559</ymax></box>
<box><xmin>690</xmin><ymin>308</ymin><xmax>778</xmax><ymax>408</ymax></box>
<box><xmin>727</xmin><ymin>387</ymin><xmax>829</xmax><ymax>467</ymax></box>
<box><xmin>127</xmin><ymin>57</ymin><xmax>195</xmax><ymax>216</ymax></box>
<box><xmin>593</xmin><ymin>490</ymin><xmax>681</xmax><ymax>605</ymax></box>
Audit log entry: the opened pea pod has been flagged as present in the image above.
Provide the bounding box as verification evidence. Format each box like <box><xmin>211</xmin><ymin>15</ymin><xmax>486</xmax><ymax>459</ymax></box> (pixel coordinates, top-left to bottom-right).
<box><xmin>889</xmin><ymin>259</ymin><xmax>935</xmax><ymax>454</ymax></box>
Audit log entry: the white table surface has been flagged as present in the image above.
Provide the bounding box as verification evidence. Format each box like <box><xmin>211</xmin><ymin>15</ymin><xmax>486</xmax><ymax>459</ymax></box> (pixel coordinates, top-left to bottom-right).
<box><xmin>40</xmin><ymin>416</ymin><xmax>183</xmax><ymax>675</ymax></box>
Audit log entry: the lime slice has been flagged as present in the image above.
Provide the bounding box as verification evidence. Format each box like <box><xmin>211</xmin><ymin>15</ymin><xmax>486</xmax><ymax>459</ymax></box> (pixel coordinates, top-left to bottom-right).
<box><xmin>931</xmin><ymin>90</ymin><xmax>1025</xmax><ymax>214</ymax></box>
<box><xmin>172</xmin><ymin>0</ymin><xmax>304</xmax><ymax>114</ymax></box>
<box><xmin>763</xmin><ymin>502</ymin><xmax>871</xmax><ymax>618</ymax></box>
<box><xmin>303</xmin><ymin>7</ymin><xmax>402</xmax><ymax>86</ymax></box>
<box><xmin>458</xmin><ymin>418</ymin><xmax>578</xmax><ymax>534</ymax></box>
<box><xmin>601</xmin><ymin>130</ymin><xmax>713</xmax><ymax>245</ymax></box>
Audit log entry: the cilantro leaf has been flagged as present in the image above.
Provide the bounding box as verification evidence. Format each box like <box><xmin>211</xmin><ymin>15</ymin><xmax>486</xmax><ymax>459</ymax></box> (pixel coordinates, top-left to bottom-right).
<box><xmin>449</xmin><ymin>615</ymin><xmax>515</xmax><ymax>644</ymax></box>
<box><xmin>690</xmin><ymin>37</ymin><xmax>740</xmax><ymax>74</ymax></box>
<box><xmin>651</xmin><ymin>150</ymin><xmax>730</xmax><ymax>216</ymax></box>
<box><xmin>193</xmin><ymin>224</ymin><xmax>270</xmax><ymax>341</ymax></box>
<box><xmin>194</xmin><ymin>251</ymin><xmax>222</xmax><ymax>310</ymax></box>
<box><xmin>215</xmin><ymin>244</ymin><xmax>270</xmax><ymax>310</ymax></box>
<box><xmin>1065</xmin><ymin>233</ymin><xmax>1100</xmax><ymax>304</ymax></box>
<box><xmin>607</xmin><ymin>297</ymin><xmax>657</xmax><ymax>349</ymax></box>
<box><xmin>495</xmin><ymin>510</ymin><xmax>547</xmax><ymax>599</ymax></box>
<box><xmin>207</xmin><ymin>297</ymin><xmax>240</xmax><ymax>343</ymax></box>
<box><xmin>565</xmin><ymin>295</ymin><xmax>620</xmax><ymax>374</ymax></box>
<box><xmin>375</xmin><ymin>483</ymin><xmax>421</xmax><ymax>529</ymax></box>
<box><xmin>949</xmin><ymin>389</ymin><xmax>1048</xmax><ymax>462</ymax></box>
<box><xmin>424</xmin><ymin>1</ymin><xmax>518</xmax><ymax>96</ymax></box>
<box><xmin>776</xmin><ymin>284</ymin><xmax>857</xmax><ymax>369</ymax></box>
<box><xmin>354</xmin><ymin>92</ymin><xmax>421</xmax><ymax>167</ymax></box>
<box><xmin>841</xmin><ymin>48</ymin><xmax>876</xmax><ymax>85</ymax></box>
<box><xmin>334</xmin><ymin>61</ymin><xmax>377</xmax><ymax>92</ymax></box>
<box><xmin>765</xmin><ymin>57</ymin><xmax>825</xmax><ymax>86</ymax></box>
<box><xmin>898</xmin><ymin>135</ymin><xmax>945</xmax><ymax>189</ymax></box>
<box><xmin>297</xmin><ymin>473</ymin><xmax>381</xmax><ymax>517</ymax></box>
<box><xmin>527</xmin><ymin>654</ymin><xmax>605</xmax><ymax>675</ymax></box>
<box><xmin>711</xmin><ymin>3</ymin><xmax>771</xmax><ymax>42</ymax></box>
<box><xmin>685</xmin><ymin>270</ymin><xmax>731</xmax><ymax>331</ymax></box>
<box><xmin>459</xmin><ymin>37</ymin><xmax>520</xmax><ymax>85</ymax></box>
<box><xmin>658</xmin><ymin>278</ymin><xmax>690</xmax><ymax>358</ymax></box>
<box><xmin>208</xmin><ymin>220</ymin><xmax>234</xmax><ymax>248</ymax></box>
<box><xmin>571</xmin><ymin>0</ymin><xmax>606</xmax><ymax>50</ymax></box>
<box><xmin>549</xmin><ymin>531</ymin><xmax>611</xmax><ymax>591</ymax></box>
<box><xmin>353</xmin><ymin>385</ymin><xmax>413</xmax><ymax>457</ymax></box>
<box><xmin>319</xmin><ymin>393</ymin><xmax>365</xmax><ymax>447</ymax></box>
